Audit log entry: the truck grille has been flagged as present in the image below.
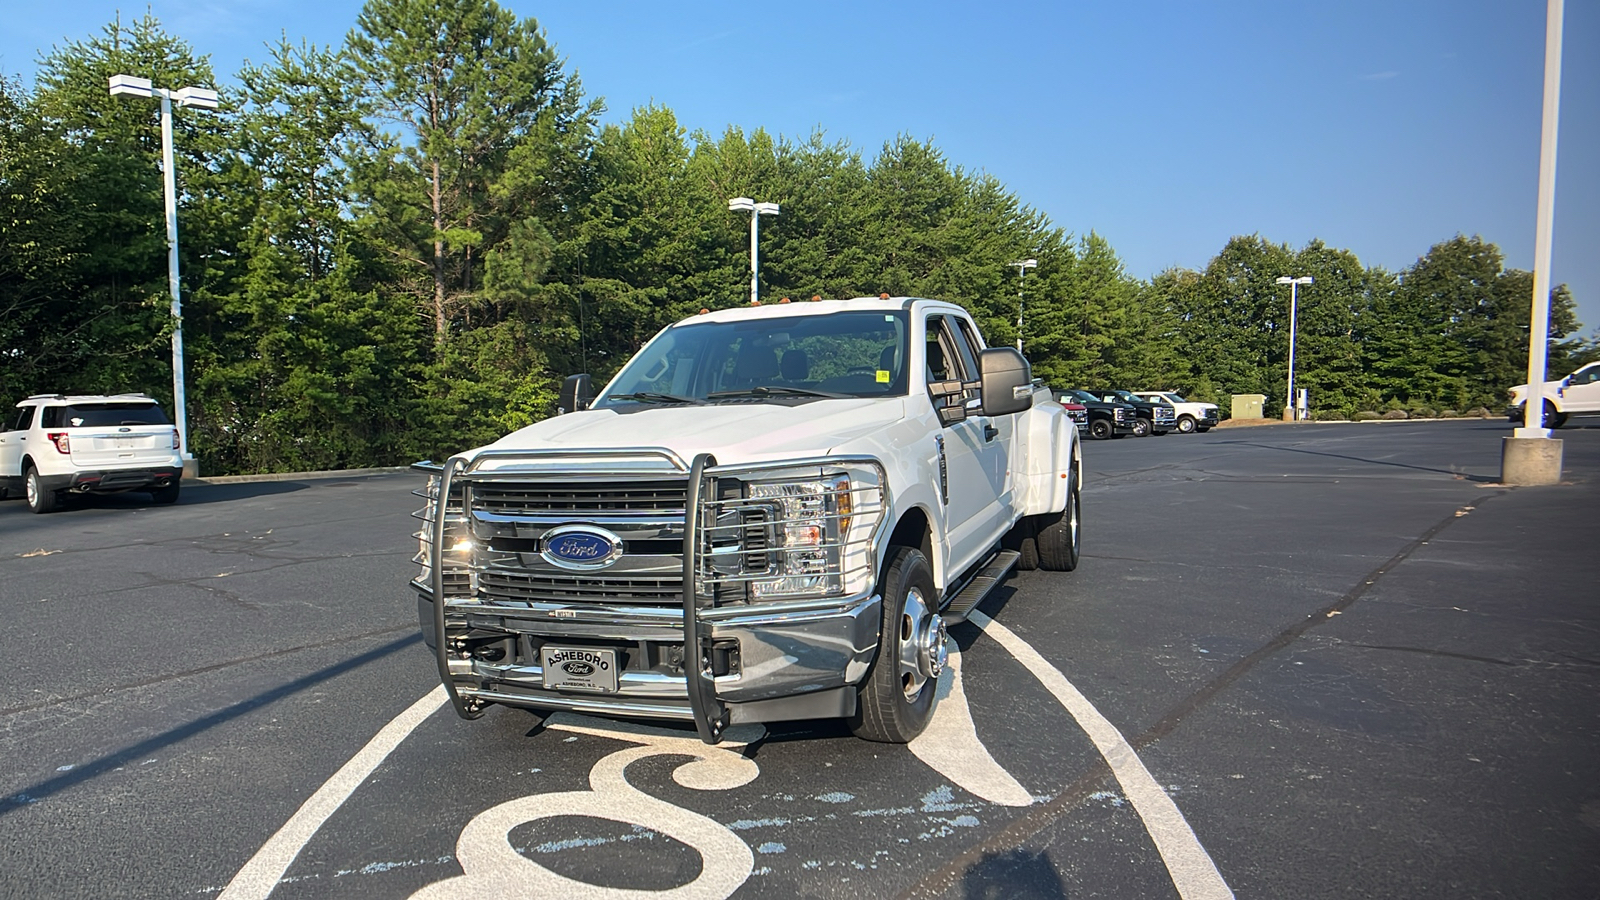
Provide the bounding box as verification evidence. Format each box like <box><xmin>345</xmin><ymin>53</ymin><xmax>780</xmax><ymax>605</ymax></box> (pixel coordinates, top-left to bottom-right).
<box><xmin>479</xmin><ymin>570</ymin><xmax>682</xmax><ymax>605</ymax></box>
<box><xmin>473</xmin><ymin>480</ymin><xmax>688</xmax><ymax>515</ymax></box>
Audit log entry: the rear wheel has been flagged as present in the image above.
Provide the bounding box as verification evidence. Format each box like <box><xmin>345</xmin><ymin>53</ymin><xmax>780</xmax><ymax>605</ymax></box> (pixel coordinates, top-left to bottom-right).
<box><xmin>25</xmin><ymin>466</ymin><xmax>58</xmax><ymax>514</ymax></box>
<box><xmin>151</xmin><ymin>482</ymin><xmax>181</xmax><ymax>505</ymax></box>
<box><xmin>851</xmin><ymin>546</ymin><xmax>943</xmax><ymax>743</ymax></box>
<box><xmin>1003</xmin><ymin>518</ymin><xmax>1039</xmax><ymax>571</ymax></box>
<box><xmin>1036</xmin><ymin>474</ymin><xmax>1081</xmax><ymax>572</ymax></box>
<box><xmin>1176</xmin><ymin>415</ymin><xmax>1197</xmax><ymax>434</ymax></box>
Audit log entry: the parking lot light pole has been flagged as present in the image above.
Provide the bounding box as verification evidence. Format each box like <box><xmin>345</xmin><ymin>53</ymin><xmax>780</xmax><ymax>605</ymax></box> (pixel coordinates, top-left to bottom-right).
<box><xmin>1503</xmin><ymin>0</ymin><xmax>1566</xmax><ymax>484</ymax></box>
<box><xmin>1275</xmin><ymin>276</ymin><xmax>1313</xmax><ymax>421</ymax></box>
<box><xmin>1010</xmin><ymin>259</ymin><xmax>1037</xmax><ymax>352</ymax></box>
<box><xmin>108</xmin><ymin>75</ymin><xmax>218</xmax><ymax>477</ymax></box>
<box><xmin>728</xmin><ymin>197</ymin><xmax>780</xmax><ymax>305</ymax></box>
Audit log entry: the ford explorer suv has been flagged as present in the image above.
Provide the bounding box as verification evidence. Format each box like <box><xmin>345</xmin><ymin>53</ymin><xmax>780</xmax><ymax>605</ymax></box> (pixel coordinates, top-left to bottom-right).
<box><xmin>0</xmin><ymin>393</ymin><xmax>182</xmax><ymax>513</ymax></box>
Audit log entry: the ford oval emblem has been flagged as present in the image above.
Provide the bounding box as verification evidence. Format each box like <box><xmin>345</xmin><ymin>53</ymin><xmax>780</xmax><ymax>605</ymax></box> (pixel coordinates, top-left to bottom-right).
<box><xmin>540</xmin><ymin>524</ymin><xmax>624</xmax><ymax>570</ymax></box>
<box><xmin>562</xmin><ymin>661</ymin><xmax>596</xmax><ymax>676</ymax></box>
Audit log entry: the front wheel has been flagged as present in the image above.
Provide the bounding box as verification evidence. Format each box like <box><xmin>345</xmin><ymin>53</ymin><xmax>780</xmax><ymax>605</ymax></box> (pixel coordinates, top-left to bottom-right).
<box><xmin>1089</xmin><ymin>419</ymin><xmax>1112</xmax><ymax>440</ymax></box>
<box><xmin>851</xmin><ymin>547</ymin><xmax>943</xmax><ymax>743</ymax></box>
<box><xmin>1175</xmin><ymin>415</ymin><xmax>1196</xmax><ymax>434</ymax></box>
<box><xmin>25</xmin><ymin>467</ymin><xmax>58</xmax><ymax>514</ymax></box>
<box><xmin>1131</xmin><ymin>418</ymin><xmax>1150</xmax><ymax>437</ymax></box>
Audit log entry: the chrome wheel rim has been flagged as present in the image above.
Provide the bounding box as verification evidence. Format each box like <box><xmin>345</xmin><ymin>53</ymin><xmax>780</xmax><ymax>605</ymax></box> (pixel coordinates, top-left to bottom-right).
<box><xmin>25</xmin><ymin>474</ymin><xmax>37</xmax><ymax>507</ymax></box>
<box><xmin>1068</xmin><ymin>487</ymin><xmax>1080</xmax><ymax>557</ymax></box>
<box><xmin>896</xmin><ymin>586</ymin><xmax>944</xmax><ymax>702</ymax></box>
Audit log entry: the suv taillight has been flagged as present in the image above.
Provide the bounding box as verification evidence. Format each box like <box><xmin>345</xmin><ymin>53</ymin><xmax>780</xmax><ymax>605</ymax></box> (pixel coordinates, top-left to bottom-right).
<box><xmin>48</xmin><ymin>432</ymin><xmax>70</xmax><ymax>454</ymax></box>
<box><xmin>172</xmin><ymin>429</ymin><xmax>180</xmax><ymax>450</ymax></box>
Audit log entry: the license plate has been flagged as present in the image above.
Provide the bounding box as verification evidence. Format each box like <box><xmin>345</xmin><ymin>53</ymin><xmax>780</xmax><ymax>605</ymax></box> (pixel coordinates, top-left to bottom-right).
<box><xmin>114</xmin><ymin>437</ymin><xmax>135</xmax><ymax>449</ymax></box>
<box><xmin>541</xmin><ymin>646</ymin><xmax>619</xmax><ymax>693</ymax></box>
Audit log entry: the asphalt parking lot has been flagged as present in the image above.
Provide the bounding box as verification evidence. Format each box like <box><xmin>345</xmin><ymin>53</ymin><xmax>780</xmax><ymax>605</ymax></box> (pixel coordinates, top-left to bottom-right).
<box><xmin>0</xmin><ymin>418</ymin><xmax>1596</xmax><ymax>899</ymax></box>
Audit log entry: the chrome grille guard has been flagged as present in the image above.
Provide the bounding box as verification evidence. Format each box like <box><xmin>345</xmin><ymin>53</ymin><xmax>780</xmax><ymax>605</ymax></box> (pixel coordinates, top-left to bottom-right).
<box><xmin>430</xmin><ymin>448</ymin><xmax>888</xmax><ymax>744</ymax></box>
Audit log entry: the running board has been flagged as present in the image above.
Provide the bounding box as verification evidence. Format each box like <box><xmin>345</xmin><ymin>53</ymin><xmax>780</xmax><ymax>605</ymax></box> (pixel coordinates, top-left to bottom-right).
<box><xmin>940</xmin><ymin>549</ymin><xmax>1021</xmax><ymax>624</ymax></box>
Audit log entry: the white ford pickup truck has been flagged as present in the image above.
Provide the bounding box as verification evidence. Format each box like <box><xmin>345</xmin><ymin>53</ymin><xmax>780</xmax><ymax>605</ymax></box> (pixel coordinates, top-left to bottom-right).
<box><xmin>412</xmin><ymin>296</ymin><xmax>1082</xmax><ymax>744</ymax></box>
<box><xmin>1508</xmin><ymin>360</ymin><xmax>1600</xmax><ymax>429</ymax></box>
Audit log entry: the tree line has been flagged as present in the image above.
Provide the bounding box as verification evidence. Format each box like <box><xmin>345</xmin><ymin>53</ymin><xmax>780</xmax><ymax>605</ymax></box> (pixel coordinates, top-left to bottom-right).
<box><xmin>2</xmin><ymin>3</ymin><xmax>1593</xmax><ymax>475</ymax></box>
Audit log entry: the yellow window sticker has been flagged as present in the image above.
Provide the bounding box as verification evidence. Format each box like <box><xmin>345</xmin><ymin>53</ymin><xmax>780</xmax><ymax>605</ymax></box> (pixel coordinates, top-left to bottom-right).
<box><xmin>876</xmin><ymin>370</ymin><xmax>891</xmax><ymax>383</ymax></box>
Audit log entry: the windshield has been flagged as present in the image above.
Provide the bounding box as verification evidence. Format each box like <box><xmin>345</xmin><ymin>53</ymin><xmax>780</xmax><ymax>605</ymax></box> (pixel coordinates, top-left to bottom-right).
<box><xmin>596</xmin><ymin>310</ymin><xmax>911</xmax><ymax>406</ymax></box>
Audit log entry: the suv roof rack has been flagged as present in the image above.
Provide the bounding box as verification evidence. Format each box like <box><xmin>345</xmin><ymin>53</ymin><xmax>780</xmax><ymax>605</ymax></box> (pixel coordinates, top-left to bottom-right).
<box><xmin>22</xmin><ymin>392</ymin><xmax>155</xmax><ymax>402</ymax></box>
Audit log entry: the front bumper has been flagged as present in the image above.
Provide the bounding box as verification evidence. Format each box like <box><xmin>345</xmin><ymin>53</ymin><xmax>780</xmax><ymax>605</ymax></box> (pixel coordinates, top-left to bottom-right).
<box><xmin>414</xmin><ymin>585</ymin><xmax>881</xmax><ymax>725</ymax></box>
<box><xmin>37</xmin><ymin>466</ymin><xmax>180</xmax><ymax>494</ymax></box>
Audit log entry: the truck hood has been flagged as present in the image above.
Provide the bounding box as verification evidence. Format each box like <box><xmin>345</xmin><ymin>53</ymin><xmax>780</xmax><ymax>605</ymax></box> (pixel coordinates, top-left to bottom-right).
<box><xmin>476</xmin><ymin>398</ymin><xmax>906</xmax><ymax>465</ymax></box>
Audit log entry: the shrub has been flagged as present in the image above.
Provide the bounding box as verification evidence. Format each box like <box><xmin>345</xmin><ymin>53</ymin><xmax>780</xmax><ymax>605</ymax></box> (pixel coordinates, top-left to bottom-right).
<box><xmin>1354</xmin><ymin>411</ymin><xmax>1382</xmax><ymax>420</ymax></box>
<box><xmin>1380</xmin><ymin>409</ymin><xmax>1409</xmax><ymax>420</ymax></box>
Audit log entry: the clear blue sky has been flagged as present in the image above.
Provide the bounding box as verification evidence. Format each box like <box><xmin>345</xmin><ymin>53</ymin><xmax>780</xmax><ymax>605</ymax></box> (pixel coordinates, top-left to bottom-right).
<box><xmin>4</xmin><ymin>0</ymin><xmax>1596</xmax><ymax>336</ymax></box>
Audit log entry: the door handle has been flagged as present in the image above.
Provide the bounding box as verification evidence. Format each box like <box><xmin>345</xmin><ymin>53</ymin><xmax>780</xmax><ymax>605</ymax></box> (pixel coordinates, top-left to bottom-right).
<box><xmin>983</xmin><ymin>424</ymin><xmax>999</xmax><ymax>442</ymax></box>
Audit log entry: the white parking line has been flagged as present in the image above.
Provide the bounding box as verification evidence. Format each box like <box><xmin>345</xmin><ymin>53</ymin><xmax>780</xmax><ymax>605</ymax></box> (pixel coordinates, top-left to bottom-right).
<box><xmin>910</xmin><ymin>644</ymin><xmax>1034</xmax><ymax>806</ymax></box>
<box><xmin>970</xmin><ymin>610</ymin><xmax>1235</xmax><ymax>900</ymax></box>
<box><xmin>218</xmin><ymin>686</ymin><xmax>449</xmax><ymax>900</ymax></box>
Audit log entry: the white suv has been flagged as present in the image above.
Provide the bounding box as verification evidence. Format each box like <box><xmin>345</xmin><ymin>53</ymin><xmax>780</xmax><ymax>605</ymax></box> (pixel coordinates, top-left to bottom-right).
<box><xmin>0</xmin><ymin>394</ymin><xmax>183</xmax><ymax>513</ymax></box>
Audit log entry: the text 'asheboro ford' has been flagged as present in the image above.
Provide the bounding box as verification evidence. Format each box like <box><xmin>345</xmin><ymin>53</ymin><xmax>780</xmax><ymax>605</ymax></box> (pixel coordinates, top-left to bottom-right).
<box><xmin>412</xmin><ymin>296</ymin><xmax>1082</xmax><ymax>744</ymax></box>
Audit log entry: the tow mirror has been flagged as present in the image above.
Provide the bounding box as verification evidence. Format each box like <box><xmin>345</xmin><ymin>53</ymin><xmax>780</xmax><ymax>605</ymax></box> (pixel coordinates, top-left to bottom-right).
<box><xmin>558</xmin><ymin>374</ymin><xmax>593</xmax><ymax>414</ymax></box>
<box><xmin>978</xmin><ymin>348</ymin><xmax>1032</xmax><ymax>417</ymax></box>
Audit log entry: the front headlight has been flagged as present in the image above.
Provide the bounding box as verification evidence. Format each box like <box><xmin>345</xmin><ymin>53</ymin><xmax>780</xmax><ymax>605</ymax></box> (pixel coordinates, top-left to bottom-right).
<box><xmin>731</xmin><ymin>465</ymin><xmax>882</xmax><ymax>601</ymax></box>
<box><xmin>747</xmin><ymin>474</ymin><xmax>850</xmax><ymax>600</ymax></box>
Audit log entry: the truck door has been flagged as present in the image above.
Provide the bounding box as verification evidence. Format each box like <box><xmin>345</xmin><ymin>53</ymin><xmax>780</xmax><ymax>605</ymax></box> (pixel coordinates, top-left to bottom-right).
<box><xmin>1564</xmin><ymin>364</ymin><xmax>1600</xmax><ymax>413</ymax></box>
<box><xmin>925</xmin><ymin>315</ymin><xmax>1009</xmax><ymax>576</ymax></box>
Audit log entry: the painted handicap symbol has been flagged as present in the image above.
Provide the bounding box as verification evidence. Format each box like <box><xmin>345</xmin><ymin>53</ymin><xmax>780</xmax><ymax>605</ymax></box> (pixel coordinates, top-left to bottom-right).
<box><xmin>410</xmin><ymin>716</ymin><xmax>764</xmax><ymax>900</ymax></box>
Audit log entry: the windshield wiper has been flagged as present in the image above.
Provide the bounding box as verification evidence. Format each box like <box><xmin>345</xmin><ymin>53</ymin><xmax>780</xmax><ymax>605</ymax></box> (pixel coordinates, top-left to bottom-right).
<box><xmin>706</xmin><ymin>386</ymin><xmax>849</xmax><ymax>400</ymax></box>
<box><xmin>607</xmin><ymin>392</ymin><xmax>705</xmax><ymax>405</ymax></box>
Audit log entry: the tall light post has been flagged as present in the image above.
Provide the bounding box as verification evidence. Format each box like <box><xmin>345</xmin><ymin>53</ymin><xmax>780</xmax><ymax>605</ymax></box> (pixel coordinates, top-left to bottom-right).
<box><xmin>1503</xmin><ymin>0</ymin><xmax>1566</xmax><ymax>485</ymax></box>
<box><xmin>1275</xmin><ymin>275</ymin><xmax>1313</xmax><ymax>421</ymax></box>
<box><xmin>728</xmin><ymin>197</ymin><xmax>779</xmax><ymax>305</ymax></box>
<box><xmin>1010</xmin><ymin>258</ymin><xmax>1037</xmax><ymax>352</ymax></box>
<box><xmin>109</xmin><ymin>74</ymin><xmax>218</xmax><ymax>477</ymax></box>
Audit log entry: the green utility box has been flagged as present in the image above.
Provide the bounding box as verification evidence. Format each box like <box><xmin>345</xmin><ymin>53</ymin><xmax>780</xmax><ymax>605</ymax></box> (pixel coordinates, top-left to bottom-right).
<box><xmin>1231</xmin><ymin>393</ymin><xmax>1266</xmax><ymax>420</ymax></box>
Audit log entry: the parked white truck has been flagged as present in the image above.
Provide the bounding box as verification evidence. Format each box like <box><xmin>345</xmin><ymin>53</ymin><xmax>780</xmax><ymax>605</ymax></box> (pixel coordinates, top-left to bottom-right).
<box><xmin>1508</xmin><ymin>360</ymin><xmax>1600</xmax><ymax>429</ymax></box>
<box><xmin>1133</xmin><ymin>391</ymin><xmax>1219</xmax><ymax>433</ymax></box>
<box><xmin>412</xmin><ymin>296</ymin><xmax>1081</xmax><ymax>745</ymax></box>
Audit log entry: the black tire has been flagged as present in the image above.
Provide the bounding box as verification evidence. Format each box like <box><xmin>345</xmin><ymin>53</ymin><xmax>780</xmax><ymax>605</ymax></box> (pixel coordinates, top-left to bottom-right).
<box><xmin>1196</xmin><ymin>426</ymin><xmax>1212</xmax><ymax>433</ymax></box>
<box><xmin>1131</xmin><ymin>418</ymin><xmax>1150</xmax><ymax>437</ymax></box>
<box><xmin>1176</xmin><ymin>415</ymin><xmax>1196</xmax><ymax>434</ymax></box>
<box><xmin>1036</xmin><ymin>474</ymin><xmax>1081</xmax><ymax>572</ymax></box>
<box><xmin>25</xmin><ymin>466</ymin><xmax>58</xmax><ymax>514</ymax></box>
<box><xmin>1089</xmin><ymin>419</ymin><xmax>1112</xmax><ymax>440</ymax></box>
<box><xmin>1003</xmin><ymin>518</ymin><xmax>1039</xmax><ymax>571</ymax></box>
<box><xmin>1545</xmin><ymin>400</ymin><xmax>1567</xmax><ymax>429</ymax></box>
<box><xmin>851</xmin><ymin>546</ymin><xmax>943</xmax><ymax>743</ymax></box>
<box><xmin>151</xmin><ymin>482</ymin><xmax>181</xmax><ymax>505</ymax></box>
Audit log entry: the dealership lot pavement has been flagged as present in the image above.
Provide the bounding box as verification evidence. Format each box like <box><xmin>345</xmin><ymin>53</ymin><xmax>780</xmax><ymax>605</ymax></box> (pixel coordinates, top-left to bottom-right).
<box><xmin>1</xmin><ymin>419</ymin><xmax>1595</xmax><ymax>899</ymax></box>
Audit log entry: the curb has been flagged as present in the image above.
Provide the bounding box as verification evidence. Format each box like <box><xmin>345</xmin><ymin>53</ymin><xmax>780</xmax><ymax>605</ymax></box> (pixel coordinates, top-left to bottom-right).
<box><xmin>188</xmin><ymin>466</ymin><xmax>412</xmax><ymax>486</ymax></box>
